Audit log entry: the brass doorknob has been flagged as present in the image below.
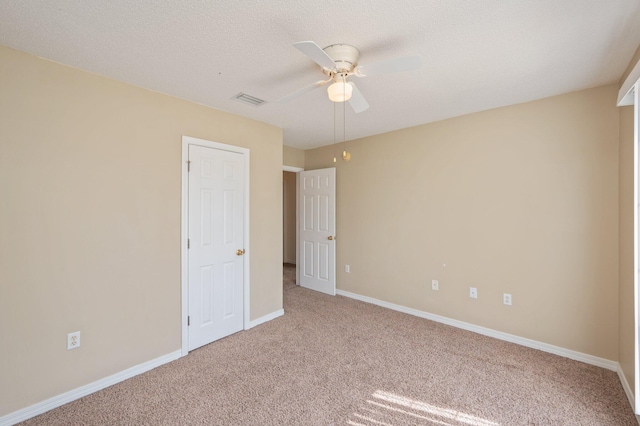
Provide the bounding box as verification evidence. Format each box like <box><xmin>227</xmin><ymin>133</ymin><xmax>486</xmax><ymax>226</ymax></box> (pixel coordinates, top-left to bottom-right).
<box><xmin>236</xmin><ymin>249</ymin><xmax>245</xmax><ymax>255</ymax></box>
<box><xmin>328</xmin><ymin>236</ymin><xmax>334</xmax><ymax>241</ymax></box>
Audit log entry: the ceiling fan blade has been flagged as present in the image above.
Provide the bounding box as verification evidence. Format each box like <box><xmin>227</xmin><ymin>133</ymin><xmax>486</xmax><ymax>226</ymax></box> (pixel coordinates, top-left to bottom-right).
<box><xmin>355</xmin><ymin>54</ymin><xmax>422</xmax><ymax>77</ymax></box>
<box><xmin>293</xmin><ymin>41</ymin><xmax>337</xmax><ymax>70</ymax></box>
<box><xmin>348</xmin><ymin>82</ymin><xmax>369</xmax><ymax>113</ymax></box>
<box><xmin>276</xmin><ymin>80</ymin><xmax>329</xmax><ymax>104</ymax></box>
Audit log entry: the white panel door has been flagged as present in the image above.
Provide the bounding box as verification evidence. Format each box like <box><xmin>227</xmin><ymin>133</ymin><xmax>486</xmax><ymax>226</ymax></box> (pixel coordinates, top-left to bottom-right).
<box><xmin>188</xmin><ymin>145</ymin><xmax>244</xmax><ymax>351</ymax></box>
<box><xmin>299</xmin><ymin>168</ymin><xmax>336</xmax><ymax>295</ymax></box>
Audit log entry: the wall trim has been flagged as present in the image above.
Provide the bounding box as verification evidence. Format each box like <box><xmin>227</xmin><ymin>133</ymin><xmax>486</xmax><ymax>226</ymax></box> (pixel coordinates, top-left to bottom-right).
<box><xmin>633</xmin><ymin>82</ymin><xmax>640</xmax><ymax>416</ymax></box>
<box><xmin>336</xmin><ymin>289</ymin><xmax>618</xmax><ymax>371</ymax></box>
<box><xmin>618</xmin><ymin>59</ymin><xmax>640</xmax><ymax>106</ymax></box>
<box><xmin>1</xmin><ymin>298</ymin><xmax>627</xmax><ymax>424</ymax></box>
<box><xmin>283</xmin><ymin>165</ymin><xmax>304</xmax><ymax>172</ymax></box>
<box><xmin>0</xmin><ymin>350</ymin><xmax>182</xmax><ymax>426</ymax></box>
<box><xmin>246</xmin><ymin>309</ymin><xmax>284</xmax><ymax>329</ymax></box>
<box><xmin>618</xmin><ymin>363</ymin><xmax>636</xmax><ymax>413</ymax></box>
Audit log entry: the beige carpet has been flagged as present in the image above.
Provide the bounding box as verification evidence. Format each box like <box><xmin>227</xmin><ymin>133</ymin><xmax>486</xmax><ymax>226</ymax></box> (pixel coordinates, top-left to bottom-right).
<box><xmin>21</xmin><ymin>264</ymin><xmax>636</xmax><ymax>425</ymax></box>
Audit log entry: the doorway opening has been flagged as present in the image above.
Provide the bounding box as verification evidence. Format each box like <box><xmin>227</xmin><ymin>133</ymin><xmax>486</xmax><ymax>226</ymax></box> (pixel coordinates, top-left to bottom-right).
<box><xmin>283</xmin><ymin>166</ymin><xmax>303</xmax><ymax>290</ymax></box>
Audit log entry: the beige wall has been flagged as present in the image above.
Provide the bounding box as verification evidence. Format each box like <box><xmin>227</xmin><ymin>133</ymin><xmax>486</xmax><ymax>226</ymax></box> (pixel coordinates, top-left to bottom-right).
<box><xmin>283</xmin><ymin>145</ymin><xmax>305</xmax><ymax>168</ymax></box>
<box><xmin>0</xmin><ymin>45</ymin><xmax>283</xmax><ymax>416</ymax></box>
<box><xmin>283</xmin><ymin>171</ymin><xmax>297</xmax><ymax>264</ymax></box>
<box><xmin>306</xmin><ymin>84</ymin><xmax>620</xmax><ymax>360</ymax></box>
<box><xmin>619</xmin><ymin>104</ymin><xmax>635</xmax><ymax>393</ymax></box>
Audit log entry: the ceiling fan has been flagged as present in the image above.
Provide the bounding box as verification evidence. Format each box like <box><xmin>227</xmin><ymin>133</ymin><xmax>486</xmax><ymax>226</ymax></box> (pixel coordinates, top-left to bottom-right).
<box><xmin>278</xmin><ymin>41</ymin><xmax>422</xmax><ymax>113</ymax></box>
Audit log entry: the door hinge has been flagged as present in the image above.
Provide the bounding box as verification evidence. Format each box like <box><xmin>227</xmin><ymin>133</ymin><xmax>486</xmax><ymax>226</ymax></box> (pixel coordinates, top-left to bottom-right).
<box><xmin>187</xmin><ymin>239</ymin><xmax>190</xmax><ymax>249</ymax></box>
<box><xmin>187</xmin><ymin>160</ymin><xmax>191</xmax><ymax>172</ymax></box>
<box><xmin>188</xmin><ymin>316</ymin><xmax>190</xmax><ymax>326</ymax></box>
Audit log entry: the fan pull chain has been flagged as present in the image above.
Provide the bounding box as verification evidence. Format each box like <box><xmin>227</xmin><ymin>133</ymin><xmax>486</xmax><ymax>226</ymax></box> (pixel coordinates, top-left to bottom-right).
<box><xmin>333</xmin><ymin>101</ymin><xmax>337</xmax><ymax>162</ymax></box>
<box><xmin>342</xmin><ymin>76</ymin><xmax>351</xmax><ymax>162</ymax></box>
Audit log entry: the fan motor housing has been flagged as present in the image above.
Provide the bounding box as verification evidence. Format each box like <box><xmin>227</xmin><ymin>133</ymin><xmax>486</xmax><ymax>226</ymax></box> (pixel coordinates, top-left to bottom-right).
<box><xmin>322</xmin><ymin>44</ymin><xmax>360</xmax><ymax>75</ymax></box>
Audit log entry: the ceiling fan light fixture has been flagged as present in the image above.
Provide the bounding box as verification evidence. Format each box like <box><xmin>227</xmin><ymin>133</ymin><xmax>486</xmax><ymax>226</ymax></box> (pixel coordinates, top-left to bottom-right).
<box><xmin>327</xmin><ymin>81</ymin><xmax>353</xmax><ymax>102</ymax></box>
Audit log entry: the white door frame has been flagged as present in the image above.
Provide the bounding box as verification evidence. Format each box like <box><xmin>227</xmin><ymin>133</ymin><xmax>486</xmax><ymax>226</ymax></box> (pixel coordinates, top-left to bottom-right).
<box><xmin>283</xmin><ymin>166</ymin><xmax>304</xmax><ymax>172</ymax></box>
<box><xmin>283</xmin><ymin>166</ymin><xmax>304</xmax><ymax>285</ymax></box>
<box><xmin>181</xmin><ymin>136</ymin><xmax>250</xmax><ymax>356</ymax></box>
<box><xmin>633</xmin><ymin>82</ymin><xmax>640</xmax><ymax>414</ymax></box>
<box><xmin>617</xmin><ymin>65</ymin><xmax>639</xmax><ymax>413</ymax></box>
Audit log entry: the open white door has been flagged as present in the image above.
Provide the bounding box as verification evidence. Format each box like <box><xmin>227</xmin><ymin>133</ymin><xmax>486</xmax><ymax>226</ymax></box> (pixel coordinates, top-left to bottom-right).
<box><xmin>187</xmin><ymin>144</ymin><xmax>245</xmax><ymax>351</ymax></box>
<box><xmin>298</xmin><ymin>168</ymin><xmax>336</xmax><ymax>295</ymax></box>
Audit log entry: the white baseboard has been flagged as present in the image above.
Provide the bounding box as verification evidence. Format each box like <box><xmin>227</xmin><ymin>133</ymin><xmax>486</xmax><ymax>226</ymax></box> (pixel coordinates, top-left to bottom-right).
<box><xmin>336</xmin><ymin>289</ymin><xmax>618</xmax><ymax>371</ymax></box>
<box><xmin>246</xmin><ymin>309</ymin><xmax>284</xmax><ymax>329</ymax></box>
<box><xmin>0</xmin><ymin>350</ymin><xmax>182</xmax><ymax>426</ymax></box>
<box><xmin>2</xmin><ymin>297</ymin><xmax>627</xmax><ymax>425</ymax></box>
<box><xmin>617</xmin><ymin>363</ymin><xmax>636</xmax><ymax>413</ymax></box>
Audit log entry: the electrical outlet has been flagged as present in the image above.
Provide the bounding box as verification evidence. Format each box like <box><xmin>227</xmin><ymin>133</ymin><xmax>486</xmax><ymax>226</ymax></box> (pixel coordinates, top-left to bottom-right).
<box><xmin>67</xmin><ymin>331</ymin><xmax>81</xmax><ymax>350</ymax></box>
<box><xmin>345</xmin><ymin>264</ymin><xmax>350</xmax><ymax>273</ymax></box>
<box><xmin>469</xmin><ymin>287</ymin><xmax>478</xmax><ymax>299</ymax></box>
<box><xmin>503</xmin><ymin>293</ymin><xmax>512</xmax><ymax>306</ymax></box>
<box><xmin>431</xmin><ymin>280</ymin><xmax>439</xmax><ymax>290</ymax></box>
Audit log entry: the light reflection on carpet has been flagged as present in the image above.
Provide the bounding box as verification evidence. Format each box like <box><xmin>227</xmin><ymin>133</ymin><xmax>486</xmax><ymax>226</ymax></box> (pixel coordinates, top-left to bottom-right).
<box><xmin>349</xmin><ymin>390</ymin><xmax>500</xmax><ymax>426</ymax></box>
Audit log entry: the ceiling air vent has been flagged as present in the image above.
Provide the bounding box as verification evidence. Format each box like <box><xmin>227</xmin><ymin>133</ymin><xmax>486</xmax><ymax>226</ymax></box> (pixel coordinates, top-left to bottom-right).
<box><xmin>232</xmin><ymin>92</ymin><xmax>266</xmax><ymax>107</ymax></box>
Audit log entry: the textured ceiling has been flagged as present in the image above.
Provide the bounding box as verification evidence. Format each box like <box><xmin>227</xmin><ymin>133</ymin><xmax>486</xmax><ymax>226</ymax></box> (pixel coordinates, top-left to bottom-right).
<box><xmin>1</xmin><ymin>1</ymin><xmax>639</xmax><ymax>149</ymax></box>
